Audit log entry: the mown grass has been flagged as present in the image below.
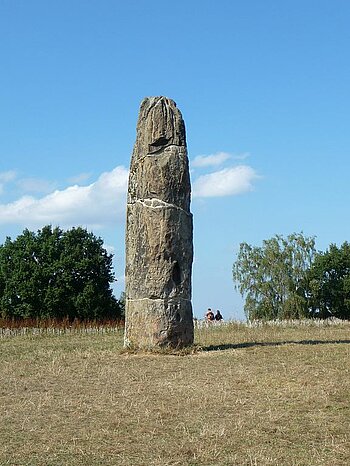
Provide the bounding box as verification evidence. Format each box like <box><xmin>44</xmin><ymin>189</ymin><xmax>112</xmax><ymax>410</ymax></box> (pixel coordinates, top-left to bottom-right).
<box><xmin>0</xmin><ymin>322</ymin><xmax>349</xmax><ymax>465</ymax></box>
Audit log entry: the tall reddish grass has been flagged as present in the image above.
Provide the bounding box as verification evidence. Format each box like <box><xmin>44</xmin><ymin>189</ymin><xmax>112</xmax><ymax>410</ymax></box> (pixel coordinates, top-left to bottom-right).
<box><xmin>0</xmin><ymin>316</ymin><xmax>125</xmax><ymax>330</ymax></box>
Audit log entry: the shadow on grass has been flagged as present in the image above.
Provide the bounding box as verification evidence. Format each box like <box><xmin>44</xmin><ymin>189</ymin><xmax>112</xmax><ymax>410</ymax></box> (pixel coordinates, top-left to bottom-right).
<box><xmin>203</xmin><ymin>339</ymin><xmax>350</xmax><ymax>352</ymax></box>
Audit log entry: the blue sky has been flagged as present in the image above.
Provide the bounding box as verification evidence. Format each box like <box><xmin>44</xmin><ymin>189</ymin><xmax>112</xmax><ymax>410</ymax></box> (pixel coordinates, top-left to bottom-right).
<box><xmin>1</xmin><ymin>0</ymin><xmax>349</xmax><ymax>320</ymax></box>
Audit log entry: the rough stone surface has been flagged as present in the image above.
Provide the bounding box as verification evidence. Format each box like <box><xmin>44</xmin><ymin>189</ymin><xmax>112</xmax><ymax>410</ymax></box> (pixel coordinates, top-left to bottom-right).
<box><xmin>124</xmin><ymin>96</ymin><xmax>194</xmax><ymax>348</ymax></box>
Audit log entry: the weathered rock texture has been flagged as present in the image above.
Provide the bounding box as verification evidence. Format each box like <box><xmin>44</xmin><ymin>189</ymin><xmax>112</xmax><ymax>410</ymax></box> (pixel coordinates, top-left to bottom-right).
<box><xmin>124</xmin><ymin>96</ymin><xmax>194</xmax><ymax>348</ymax></box>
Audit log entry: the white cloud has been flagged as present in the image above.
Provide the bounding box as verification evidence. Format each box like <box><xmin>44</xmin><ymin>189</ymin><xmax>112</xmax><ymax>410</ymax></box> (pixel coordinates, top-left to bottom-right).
<box><xmin>192</xmin><ymin>165</ymin><xmax>259</xmax><ymax>198</ymax></box>
<box><xmin>191</xmin><ymin>152</ymin><xmax>232</xmax><ymax>168</ymax></box>
<box><xmin>0</xmin><ymin>160</ymin><xmax>259</xmax><ymax>229</ymax></box>
<box><xmin>0</xmin><ymin>166</ymin><xmax>129</xmax><ymax>229</ymax></box>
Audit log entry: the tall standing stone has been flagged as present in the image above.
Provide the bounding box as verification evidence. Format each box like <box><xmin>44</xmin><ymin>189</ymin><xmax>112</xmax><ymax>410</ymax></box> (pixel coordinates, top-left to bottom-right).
<box><xmin>124</xmin><ymin>96</ymin><xmax>194</xmax><ymax>348</ymax></box>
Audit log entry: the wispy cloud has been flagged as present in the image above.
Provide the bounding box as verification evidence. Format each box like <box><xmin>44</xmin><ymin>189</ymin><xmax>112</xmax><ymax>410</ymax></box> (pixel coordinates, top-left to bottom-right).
<box><xmin>0</xmin><ymin>170</ymin><xmax>17</xmax><ymax>195</ymax></box>
<box><xmin>0</xmin><ymin>166</ymin><xmax>128</xmax><ymax>229</ymax></box>
<box><xmin>192</xmin><ymin>165</ymin><xmax>259</xmax><ymax>198</ymax></box>
<box><xmin>16</xmin><ymin>177</ymin><xmax>57</xmax><ymax>194</ymax></box>
<box><xmin>0</xmin><ymin>171</ymin><xmax>16</xmax><ymax>183</ymax></box>
<box><xmin>0</xmin><ymin>171</ymin><xmax>57</xmax><ymax>196</ymax></box>
<box><xmin>232</xmin><ymin>152</ymin><xmax>250</xmax><ymax>161</ymax></box>
<box><xmin>191</xmin><ymin>152</ymin><xmax>251</xmax><ymax>168</ymax></box>
<box><xmin>67</xmin><ymin>172</ymin><xmax>92</xmax><ymax>184</ymax></box>
<box><xmin>191</xmin><ymin>152</ymin><xmax>232</xmax><ymax>168</ymax></box>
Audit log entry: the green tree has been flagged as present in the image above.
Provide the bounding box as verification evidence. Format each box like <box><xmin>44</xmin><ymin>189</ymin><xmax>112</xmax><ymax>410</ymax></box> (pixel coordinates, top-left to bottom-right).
<box><xmin>0</xmin><ymin>225</ymin><xmax>122</xmax><ymax>321</ymax></box>
<box><xmin>308</xmin><ymin>242</ymin><xmax>350</xmax><ymax>319</ymax></box>
<box><xmin>233</xmin><ymin>233</ymin><xmax>316</xmax><ymax>320</ymax></box>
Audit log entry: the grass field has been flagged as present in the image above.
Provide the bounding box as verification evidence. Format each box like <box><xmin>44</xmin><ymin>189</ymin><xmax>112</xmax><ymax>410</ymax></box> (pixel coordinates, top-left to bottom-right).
<box><xmin>0</xmin><ymin>321</ymin><xmax>349</xmax><ymax>465</ymax></box>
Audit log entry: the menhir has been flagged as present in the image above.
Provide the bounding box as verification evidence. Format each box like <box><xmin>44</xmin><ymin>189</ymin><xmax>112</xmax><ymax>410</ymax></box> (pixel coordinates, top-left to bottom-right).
<box><xmin>124</xmin><ymin>96</ymin><xmax>194</xmax><ymax>349</ymax></box>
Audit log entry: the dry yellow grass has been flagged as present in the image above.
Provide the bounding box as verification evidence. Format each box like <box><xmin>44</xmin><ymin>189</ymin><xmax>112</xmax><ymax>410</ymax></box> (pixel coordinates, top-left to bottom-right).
<box><xmin>0</xmin><ymin>322</ymin><xmax>349</xmax><ymax>465</ymax></box>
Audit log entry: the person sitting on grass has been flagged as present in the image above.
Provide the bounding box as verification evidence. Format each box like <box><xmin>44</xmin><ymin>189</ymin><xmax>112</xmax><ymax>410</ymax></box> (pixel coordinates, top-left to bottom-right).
<box><xmin>205</xmin><ymin>308</ymin><xmax>215</xmax><ymax>322</ymax></box>
<box><xmin>215</xmin><ymin>310</ymin><xmax>223</xmax><ymax>321</ymax></box>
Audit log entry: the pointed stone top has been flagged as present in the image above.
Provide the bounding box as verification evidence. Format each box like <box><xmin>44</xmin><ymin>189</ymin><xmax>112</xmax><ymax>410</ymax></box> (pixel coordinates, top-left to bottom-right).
<box><xmin>141</xmin><ymin>95</ymin><xmax>177</xmax><ymax>106</ymax></box>
<box><xmin>136</xmin><ymin>96</ymin><xmax>186</xmax><ymax>154</ymax></box>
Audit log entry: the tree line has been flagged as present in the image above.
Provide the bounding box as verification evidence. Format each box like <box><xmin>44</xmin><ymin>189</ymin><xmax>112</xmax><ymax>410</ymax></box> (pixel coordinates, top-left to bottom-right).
<box><xmin>0</xmin><ymin>225</ymin><xmax>124</xmax><ymax>321</ymax></box>
<box><xmin>233</xmin><ymin>232</ymin><xmax>350</xmax><ymax>320</ymax></box>
<box><xmin>3</xmin><ymin>227</ymin><xmax>348</xmax><ymax>323</ymax></box>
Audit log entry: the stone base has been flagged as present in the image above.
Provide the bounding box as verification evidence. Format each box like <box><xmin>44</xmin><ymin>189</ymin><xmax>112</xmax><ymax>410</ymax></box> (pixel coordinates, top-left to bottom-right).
<box><xmin>124</xmin><ymin>298</ymin><xmax>194</xmax><ymax>349</ymax></box>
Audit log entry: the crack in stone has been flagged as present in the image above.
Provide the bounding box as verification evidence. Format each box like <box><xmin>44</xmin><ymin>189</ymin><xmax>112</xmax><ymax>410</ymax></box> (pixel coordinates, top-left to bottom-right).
<box><xmin>146</xmin><ymin>143</ymin><xmax>184</xmax><ymax>155</ymax></box>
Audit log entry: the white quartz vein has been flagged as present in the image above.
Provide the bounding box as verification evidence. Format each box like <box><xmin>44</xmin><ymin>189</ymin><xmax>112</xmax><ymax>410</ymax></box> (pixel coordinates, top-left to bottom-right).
<box><xmin>131</xmin><ymin>198</ymin><xmax>191</xmax><ymax>216</ymax></box>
